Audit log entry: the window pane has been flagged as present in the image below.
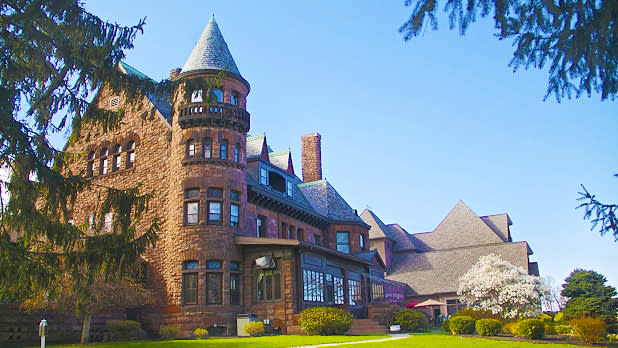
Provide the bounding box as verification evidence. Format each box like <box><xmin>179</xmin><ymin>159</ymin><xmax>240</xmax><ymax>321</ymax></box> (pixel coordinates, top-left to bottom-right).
<box><xmin>220</xmin><ymin>142</ymin><xmax>227</xmax><ymax>160</ymax></box>
<box><xmin>260</xmin><ymin>168</ymin><xmax>268</xmax><ymax>185</ymax></box>
<box><xmin>348</xmin><ymin>279</ymin><xmax>362</xmax><ymax>305</ymax></box>
<box><xmin>265</xmin><ymin>271</ymin><xmax>272</xmax><ymax>301</ymax></box>
<box><xmin>230</xmin><ymin>262</ymin><xmax>239</xmax><ymax>271</ymax></box>
<box><xmin>206</xmin><ymin>272</ymin><xmax>222</xmax><ymax>304</ymax></box>
<box><xmin>208</xmin><ymin>202</ymin><xmax>221</xmax><ymax>222</ymax></box>
<box><xmin>202</xmin><ymin>140</ymin><xmax>212</xmax><ymax>158</ymax></box>
<box><xmin>230</xmin><ymin>203</ymin><xmax>239</xmax><ymax>227</ymax></box>
<box><xmin>183</xmin><ymin>273</ymin><xmax>198</xmax><ymax>304</ymax></box>
<box><xmin>187</xmin><ymin>142</ymin><xmax>195</xmax><ymax>157</ymax></box>
<box><xmin>336</xmin><ymin>232</ymin><xmax>350</xmax><ymax>253</ymax></box>
<box><xmin>334</xmin><ymin>276</ymin><xmax>344</xmax><ymax>304</ymax></box>
<box><xmin>287</xmin><ymin>181</ymin><xmax>293</xmax><ymax>196</ymax></box>
<box><xmin>185</xmin><ymin>188</ymin><xmax>200</xmax><ymax>198</ymax></box>
<box><xmin>207</xmin><ymin>188</ymin><xmax>223</xmax><ymax>198</ymax></box>
<box><xmin>191</xmin><ymin>89</ymin><xmax>203</xmax><ymax>103</ymax></box>
<box><xmin>257</xmin><ymin>272</ymin><xmax>264</xmax><ymax>301</ymax></box>
<box><xmin>206</xmin><ymin>260</ymin><xmax>221</xmax><ymax>269</ymax></box>
<box><xmin>127</xmin><ymin>151</ymin><xmax>135</xmax><ymax>168</ymax></box>
<box><xmin>212</xmin><ymin>89</ymin><xmax>223</xmax><ymax>103</ymax></box>
<box><xmin>230</xmin><ymin>273</ymin><xmax>240</xmax><ymax>305</ymax></box>
<box><xmin>230</xmin><ymin>191</ymin><xmax>240</xmax><ymax>201</ymax></box>
<box><xmin>273</xmin><ymin>271</ymin><xmax>281</xmax><ymax>300</ymax></box>
<box><xmin>186</xmin><ymin>202</ymin><xmax>198</xmax><ymax>224</ymax></box>
<box><xmin>183</xmin><ymin>261</ymin><xmax>199</xmax><ymax>270</ymax></box>
<box><xmin>230</xmin><ymin>92</ymin><xmax>238</xmax><ymax>106</ymax></box>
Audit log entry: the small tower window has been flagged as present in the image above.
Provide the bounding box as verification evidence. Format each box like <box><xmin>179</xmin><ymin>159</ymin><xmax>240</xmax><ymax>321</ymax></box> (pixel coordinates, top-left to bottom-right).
<box><xmin>230</xmin><ymin>203</ymin><xmax>239</xmax><ymax>227</ymax></box>
<box><xmin>112</xmin><ymin>145</ymin><xmax>122</xmax><ymax>172</ymax></box>
<box><xmin>234</xmin><ymin>144</ymin><xmax>240</xmax><ymax>163</ymax></box>
<box><xmin>99</xmin><ymin>148</ymin><xmax>108</xmax><ymax>175</ymax></box>
<box><xmin>186</xmin><ymin>139</ymin><xmax>195</xmax><ymax>158</ymax></box>
<box><xmin>87</xmin><ymin>151</ymin><xmax>95</xmax><ymax>177</ymax></box>
<box><xmin>220</xmin><ymin>140</ymin><xmax>228</xmax><ymax>160</ymax></box>
<box><xmin>109</xmin><ymin>96</ymin><xmax>120</xmax><ymax>109</ymax></box>
<box><xmin>212</xmin><ymin>89</ymin><xmax>223</xmax><ymax>103</ymax></box>
<box><xmin>126</xmin><ymin>141</ymin><xmax>135</xmax><ymax>168</ymax></box>
<box><xmin>202</xmin><ymin>138</ymin><xmax>212</xmax><ymax>159</ymax></box>
<box><xmin>191</xmin><ymin>90</ymin><xmax>203</xmax><ymax>103</ymax></box>
<box><xmin>230</xmin><ymin>91</ymin><xmax>239</xmax><ymax>106</ymax></box>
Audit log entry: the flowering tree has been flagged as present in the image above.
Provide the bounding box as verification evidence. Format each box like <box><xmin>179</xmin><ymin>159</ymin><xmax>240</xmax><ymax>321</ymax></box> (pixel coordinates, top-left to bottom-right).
<box><xmin>457</xmin><ymin>254</ymin><xmax>548</xmax><ymax>319</ymax></box>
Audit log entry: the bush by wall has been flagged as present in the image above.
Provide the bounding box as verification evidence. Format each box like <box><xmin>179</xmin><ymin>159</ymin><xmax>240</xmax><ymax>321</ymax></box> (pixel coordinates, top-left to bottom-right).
<box><xmin>518</xmin><ymin>319</ymin><xmax>545</xmax><ymax>339</ymax></box>
<box><xmin>554</xmin><ymin>312</ymin><xmax>564</xmax><ymax>323</ymax></box>
<box><xmin>107</xmin><ymin>320</ymin><xmax>140</xmax><ymax>341</ymax></box>
<box><xmin>392</xmin><ymin>309</ymin><xmax>429</xmax><ymax>332</ymax></box>
<box><xmin>193</xmin><ymin>328</ymin><xmax>208</xmax><ymax>339</ymax></box>
<box><xmin>449</xmin><ymin>315</ymin><xmax>475</xmax><ymax>335</ymax></box>
<box><xmin>475</xmin><ymin>318</ymin><xmax>502</xmax><ymax>336</ymax></box>
<box><xmin>502</xmin><ymin>322</ymin><xmax>519</xmax><ymax>336</ymax></box>
<box><xmin>299</xmin><ymin>307</ymin><xmax>354</xmax><ymax>335</ymax></box>
<box><xmin>243</xmin><ymin>321</ymin><xmax>265</xmax><ymax>337</ymax></box>
<box><xmin>452</xmin><ymin>308</ymin><xmax>501</xmax><ymax>320</ymax></box>
<box><xmin>159</xmin><ymin>326</ymin><xmax>180</xmax><ymax>340</ymax></box>
<box><xmin>570</xmin><ymin>317</ymin><xmax>606</xmax><ymax>345</ymax></box>
<box><xmin>554</xmin><ymin>324</ymin><xmax>572</xmax><ymax>335</ymax></box>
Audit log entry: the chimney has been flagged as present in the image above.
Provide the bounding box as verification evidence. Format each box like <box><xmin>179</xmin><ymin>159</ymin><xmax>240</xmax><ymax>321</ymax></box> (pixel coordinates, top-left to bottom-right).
<box><xmin>301</xmin><ymin>132</ymin><xmax>322</xmax><ymax>183</ymax></box>
<box><xmin>169</xmin><ymin>68</ymin><xmax>182</xmax><ymax>80</ymax></box>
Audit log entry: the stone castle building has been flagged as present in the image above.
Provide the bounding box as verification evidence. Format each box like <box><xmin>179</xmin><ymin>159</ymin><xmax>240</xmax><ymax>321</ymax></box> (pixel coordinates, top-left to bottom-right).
<box><xmin>53</xmin><ymin>17</ymin><xmax>538</xmax><ymax>338</ymax></box>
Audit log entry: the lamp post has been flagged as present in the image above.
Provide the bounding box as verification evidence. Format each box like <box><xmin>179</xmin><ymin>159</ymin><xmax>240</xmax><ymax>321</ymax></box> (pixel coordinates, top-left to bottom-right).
<box><xmin>39</xmin><ymin>319</ymin><xmax>47</xmax><ymax>348</ymax></box>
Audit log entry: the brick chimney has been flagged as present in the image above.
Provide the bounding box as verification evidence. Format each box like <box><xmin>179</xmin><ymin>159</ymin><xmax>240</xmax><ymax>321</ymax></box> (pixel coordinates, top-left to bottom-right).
<box><xmin>169</xmin><ymin>68</ymin><xmax>182</xmax><ymax>80</ymax></box>
<box><xmin>301</xmin><ymin>132</ymin><xmax>322</xmax><ymax>183</ymax></box>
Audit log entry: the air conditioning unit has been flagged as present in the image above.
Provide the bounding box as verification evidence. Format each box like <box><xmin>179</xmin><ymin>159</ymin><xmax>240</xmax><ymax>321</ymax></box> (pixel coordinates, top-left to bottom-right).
<box><xmin>255</xmin><ymin>256</ymin><xmax>275</xmax><ymax>269</ymax></box>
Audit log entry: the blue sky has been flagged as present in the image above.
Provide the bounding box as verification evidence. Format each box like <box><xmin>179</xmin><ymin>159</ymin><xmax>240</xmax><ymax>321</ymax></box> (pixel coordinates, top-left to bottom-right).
<box><xmin>83</xmin><ymin>1</ymin><xmax>618</xmax><ymax>288</ymax></box>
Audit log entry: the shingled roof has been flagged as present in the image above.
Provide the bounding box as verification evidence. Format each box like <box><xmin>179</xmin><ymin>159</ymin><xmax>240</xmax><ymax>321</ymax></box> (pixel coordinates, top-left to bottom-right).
<box><xmin>118</xmin><ymin>61</ymin><xmax>172</xmax><ymax>120</ymax></box>
<box><xmin>269</xmin><ymin>150</ymin><xmax>294</xmax><ymax>174</ymax></box>
<box><xmin>298</xmin><ymin>180</ymin><xmax>368</xmax><ymax>226</ymax></box>
<box><xmin>386</xmin><ymin>224</ymin><xmax>418</xmax><ymax>252</ymax></box>
<box><xmin>387</xmin><ymin>241</ymin><xmax>532</xmax><ymax>296</ymax></box>
<box><xmin>360</xmin><ymin>209</ymin><xmax>392</xmax><ymax>240</ymax></box>
<box><xmin>181</xmin><ymin>17</ymin><xmax>243</xmax><ymax>78</ymax></box>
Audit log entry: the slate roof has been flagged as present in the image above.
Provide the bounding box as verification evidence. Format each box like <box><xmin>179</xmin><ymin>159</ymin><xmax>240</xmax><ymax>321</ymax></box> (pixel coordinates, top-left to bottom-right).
<box><xmin>118</xmin><ymin>61</ymin><xmax>172</xmax><ymax>120</ymax></box>
<box><xmin>360</xmin><ymin>209</ymin><xmax>392</xmax><ymax>240</ymax></box>
<box><xmin>387</xmin><ymin>242</ymin><xmax>532</xmax><ymax>296</ymax></box>
<box><xmin>246</xmin><ymin>134</ymin><xmax>266</xmax><ymax>158</ymax></box>
<box><xmin>181</xmin><ymin>17</ymin><xmax>242</xmax><ymax>77</ymax></box>
<box><xmin>269</xmin><ymin>150</ymin><xmax>292</xmax><ymax>173</ymax></box>
<box><xmin>298</xmin><ymin>180</ymin><xmax>368</xmax><ymax>226</ymax></box>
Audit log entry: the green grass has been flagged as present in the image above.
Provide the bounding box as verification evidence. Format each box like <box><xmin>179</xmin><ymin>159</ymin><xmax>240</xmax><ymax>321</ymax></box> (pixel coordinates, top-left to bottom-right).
<box><xmin>48</xmin><ymin>334</ymin><xmax>389</xmax><ymax>348</ymax></box>
<box><xmin>351</xmin><ymin>333</ymin><xmax>585</xmax><ymax>347</ymax></box>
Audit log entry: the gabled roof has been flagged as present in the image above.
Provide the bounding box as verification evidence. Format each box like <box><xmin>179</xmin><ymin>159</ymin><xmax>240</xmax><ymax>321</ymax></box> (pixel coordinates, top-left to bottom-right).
<box><xmin>352</xmin><ymin>250</ymin><xmax>386</xmax><ymax>270</ymax></box>
<box><xmin>269</xmin><ymin>150</ymin><xmax>294</xmax><ymax>175</ymax></box>
<box><xmin>181</xmin><ymin>17</ymin><xmax>242</xmax><ymax>77</ymax></box>
<box><xmin>360</xmin><ymin>209</ymin><xmax>392</xmax><ymax>240</ymax></box>
<box><xmin>387</xmin><ymin>242</ymin><xmax>532</xmax><ymax>296</ymax></box>
<box><xmin>246</xmin><ymin>134</ymin><xmax>270</xmax><ymax>160</ymax></box>
<box><xmin>118</xmin><ymin>61</ymin><xmax>172</xmax><ymax>121</ymax></box>
<box><xmin>298</xmin><ymin>180</ymin><xmax>368</xmax><ymax>226</ymax></box>
<box><xmin>410</xmin><ymin>200</ymin><xmax>504</xmax><ymax>251</ymax></box>
<box><xmin>480</xmin><ymin>214</ymin><xmax>512</xmax><ymax>242</ymax></box>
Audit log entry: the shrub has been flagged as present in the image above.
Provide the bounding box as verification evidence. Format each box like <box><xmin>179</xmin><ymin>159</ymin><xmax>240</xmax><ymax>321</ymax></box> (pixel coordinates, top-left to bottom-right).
<box><xmin>554</xmin><ymin>312</ymin><xmax>565</xmax><ymax>323</ymax></box>
<box><xmin>449</xmin><ymin>315</ymin><xmax>475</xmax><ymax>335</ymax></box>
<box><xmin>243</xmin><ymin>321</ymin><xmax>265</xmax><ymax>337</ymax></box>
<box><xmin>544</xmin><ymin>322</ymin><xmax>556</xmax><ymax>335</ymax></box>
<box><xmin>539</xmin><ymin>313</ymin><xmax>553</xmax><ymax>322</ymax></box>
<box><xmin>441</xmin><ymin>319</ymin><xmax>450</xmax><ymax>333</ymax></box>
<box><xmin>570</xmin><ymin>317</ymin><xmax>606</xmax><ymax>345</ymax></box>
<box><xmin>607</xmin><ymin>333</ymin><xmax>617</xmax><ymax>342</ymax></box>
<box><xmin>107</xmin><ymin>320</ymin><xmax>141</xmax><ymax>341</ymax></box>
<box><xmin>392</xmin><ymin>309</ymin><xmax>429</xmax><ymax>332</ymax></box>
<box><xmin>299</xmin><ymin>307</ymin><xmax>353</xmax><ymax>335</ymax></box>
<box><xmin>502</xmin><ymin>322</ymin><xmax>519</xmax><ymax>336</ymax></box>
<box><xmin>518</xmin><ymin>319</ymin><xmax>545</xmax><ymax>339</ymax></box>
<box><xmin>452</xmin><ymin>308</ymin><xmax>501</xmax><ymax>320</ymax></box>
<box><xmin>159</xmin><ymin>326</ymin><xmax>180</xmax><ymax>340</ymax></box>
<box><xmin>555</xmin><ymin>324</ymin><xmax>572</xmax><ymax>335</ymax></box>
<box><xmin>475</xmin><ymin>319</ymin><xmax>502</xmax><ymax>336</ymax></box>
<box><xmin>193</xmin><ymin>328</ymin><xmax>208</xmax><ymax>339</ymax></box>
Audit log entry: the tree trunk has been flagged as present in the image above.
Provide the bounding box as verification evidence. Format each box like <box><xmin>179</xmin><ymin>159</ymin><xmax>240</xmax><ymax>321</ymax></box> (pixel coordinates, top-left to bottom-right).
<box><xmin>81</xmin><ymin>313</ymin><xmax>92</xmax><ymax>344</ymax></box>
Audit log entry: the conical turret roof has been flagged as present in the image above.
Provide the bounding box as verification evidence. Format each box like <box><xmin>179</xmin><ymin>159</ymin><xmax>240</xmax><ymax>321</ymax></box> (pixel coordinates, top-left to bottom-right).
<box><xmin>181</xmin><ymin>17</ymin><xmax>242</xmax><ymax>77</ymax></box>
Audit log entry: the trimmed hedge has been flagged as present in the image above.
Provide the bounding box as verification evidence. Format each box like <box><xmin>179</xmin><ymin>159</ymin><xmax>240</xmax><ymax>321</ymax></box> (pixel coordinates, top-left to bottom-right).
<box><xmin>449</xmin><ymin>315</ymin><xmax>475</xmax><ymax>335</ymax></box>
<box><xmin>555</xmin><ymin>324</ymin><xmax>572</xmax><ymax>335</ymax></box>
<box><xmin>452</xmin><ymin>308</ymin><xmax>501</xmax><ymax>320</ymax></box>
<box><xmin>518</xmin><ymin>319</ymin><xmax>545</xmax><ymax>339</ymax></box>
<box><xmin>107</xmin><ymin>320</ymin><xmax>140</xmax><ymax>341</ymax></box>
<box><xmin>476</xmin><ymin>319</ymin><xmax>502</xmax><ymax>336</ymax></box>
<box><xmin>299</xmin><ymin>307</ymin><xmax>353</xmax><ymax>335</ymax></box>
<box><xmin>159</xmin><ymin>326</ymin><xmax>180</xmax><ymax>340</ymax></box>
<box><xmin>243</xmin><ymin>321</ymin><xmax>265</xmax><ymax>337</ymax></box>
<box><xmin>392</xmin><ymin>309</ymin><xmax>428</xmax><ymax>332</ymax></box>
<box><xmin>570</xmin><ymin>317</ymin><xmax>606</xmax><ymax>345</ymax></box>
<box><xmin>502</xmin><ymin>322</ymin><xmax>519</xmax><ymax>336</ymax></box>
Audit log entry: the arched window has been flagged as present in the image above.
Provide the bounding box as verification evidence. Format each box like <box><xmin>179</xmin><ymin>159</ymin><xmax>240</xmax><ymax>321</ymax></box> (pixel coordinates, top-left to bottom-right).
<box><xmin>186</xmin><ymin>139</ymin><xmax>195</xmax><ymax>158</ymax></box>
<box><xmin>202</xmin><ymin>138</ymin><xmax>212</xmax><ymax>159</ymax></box>
<box><xmin>126</xmin><ymin>141</ymin><xmax>135</xmax><ymax>168</ymax></box>
<box><xmin>99</xmin><ymin>148</ymin><xmax>108</xmax><ymax>175</ymax></box>
<box><xmin>234</xmin><ymin>143</ymin><xmax>240</xmax><ymax>163</ymax></box>
<box><xmin>112</xmin><ymin>144</ymin><xmax>122</xmax><ymax>172</ymax></box>
<box><xmin>220</xmin><ymin>140</ymin><xmax>228</xmax><ymax>160</ymax></box>
<box><xmin>87</xmin><ymin>151</ymin><xmax>95</xmax><ymax>177</ymax></box>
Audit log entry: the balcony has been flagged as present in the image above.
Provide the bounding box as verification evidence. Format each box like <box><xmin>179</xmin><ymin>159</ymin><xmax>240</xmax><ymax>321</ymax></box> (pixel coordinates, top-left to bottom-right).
<box><xmin>177</xmin><ymin>103</ymin><xmax>250</xmax><ymax>132</ymax></box>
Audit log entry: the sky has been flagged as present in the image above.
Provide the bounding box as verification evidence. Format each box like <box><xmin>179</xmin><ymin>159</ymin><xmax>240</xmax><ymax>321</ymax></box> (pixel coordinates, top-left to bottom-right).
<box><xmin>80</xmin><ymin>1</ymin><xmax>618</xmax><ymax>289</ymax></box>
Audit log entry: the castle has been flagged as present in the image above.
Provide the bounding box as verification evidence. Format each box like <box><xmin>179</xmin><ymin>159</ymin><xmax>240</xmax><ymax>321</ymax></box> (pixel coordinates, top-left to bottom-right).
<box><xmin>59</xmin><ymin>17</ymin><xmax>538</xmax><ymax>337</ymax></box>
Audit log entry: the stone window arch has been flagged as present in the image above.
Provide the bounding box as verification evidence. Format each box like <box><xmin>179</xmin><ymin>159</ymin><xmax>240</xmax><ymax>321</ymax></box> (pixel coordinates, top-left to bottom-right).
<box><xmin>112</xmin><ymin>144</ymin><xmax>122</xmax><ymax>172</ymax></box>
<box><xmin>99</xmin><ymin>148</ymin><xmax>109</xmax><ymax>175</ymax></box>
<box><xmin>125</xmin><ymin>141</ymin><xmax>135</xmax><ymax>168</ymax></box>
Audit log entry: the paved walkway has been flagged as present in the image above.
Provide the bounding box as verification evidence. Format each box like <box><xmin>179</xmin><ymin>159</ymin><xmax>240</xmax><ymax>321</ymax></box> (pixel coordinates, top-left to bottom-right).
<box><xmin>292</xmin><ymin>333</ymin><xmax>410</xmax><ymax>347</ymax></box>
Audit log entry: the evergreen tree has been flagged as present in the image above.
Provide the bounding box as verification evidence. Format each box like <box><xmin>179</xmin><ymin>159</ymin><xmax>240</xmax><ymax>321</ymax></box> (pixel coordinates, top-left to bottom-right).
<box><xmin>561</xmin><ymin>269</ymin><xmax>618</xmax><ymax>331</ymax></box>
<box><xmin>0</xmin><ymin>0</ymin><xmax>215</xmax><ymax>311</ymax></box>
<box><xmin>399</xmin><ymin>0</ymin><xmax>618</xmax><ymax>101</ymax></box>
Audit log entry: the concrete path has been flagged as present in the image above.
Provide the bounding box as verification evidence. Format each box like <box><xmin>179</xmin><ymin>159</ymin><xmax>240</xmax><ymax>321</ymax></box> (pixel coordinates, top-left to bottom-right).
<box><xmin>292</xmin><ymin>333</ymin><xmax>410</xmax><ymax>347</ymax></box>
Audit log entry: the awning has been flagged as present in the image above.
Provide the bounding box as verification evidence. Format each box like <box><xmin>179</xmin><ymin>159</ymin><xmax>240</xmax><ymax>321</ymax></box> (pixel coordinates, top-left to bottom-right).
<box><xmin>415</xmin><ymin>299</ymin><xmax>446</xmax><ymax>307</ymax></box>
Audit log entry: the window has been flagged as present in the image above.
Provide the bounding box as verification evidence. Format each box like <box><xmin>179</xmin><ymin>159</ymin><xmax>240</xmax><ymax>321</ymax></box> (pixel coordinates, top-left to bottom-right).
<box><xmin>104</xmin><ymin>212</ymin><xmax>113</xmax><ymax>232</ymax></box>
<box><xmin>336</xmin><ymin>232</ymin><xmax>350</xmax><ymax>253</ymax></box>
<box><xmin>206</xmin><ymin>272</ymin><xmax>222</xmax><ymax>304</ymax></box>
<box><xmin>257</xmin><ymin>268</ymin><xmax>281</xmax><ymax>301</ymax></box>
<box><xmin>281</xmin><ymin>222</ymin><xmax>287</xmax><ymax>239</ymax></box>
<box><xmin>191</xmin><ymin>89</ymin><xmax>203</xmax><ymax>103</ymax></box>
<box><xmin>88</xmin><ymin>212</ymin><xmax>95</xmax><ymax>230</ymax></box>
<box><xmin>230</xmin><ymin>190</ymin><xmax>240</xmax><ymax>201</ymax></box>
<box><xmin>202</xmin><ymin>138</ymin><xmax>212</xmax><ymax>159</ymax></box>
<box><xmin>183</xmin><ymin>272</ymin><xmax>198</xmax><ymax>304</ymax></box>
<box><xmin>208</xmin><ymin>201</ymin><xmax>222</xmax><ymax>225</ymax></box>
<box><xmin>303</xmin><ymin>269</ymin><xmax>324</xmax><ymax>302</ymax></box>
<box><xmin>230</xmin><ymin>273</ymin><xmax>240</xmax><ymax>305</ymax></box>
<box><xmin>257</xmin><ymin>215</ymin><xmax>266</xmax><ymax>237</ymax></box>
<box><xmin>287</xmin><ymin>181</ymin><xmax>294</xmax><ymax>197</ymax></box>
<box><xmin>183</xmin><ymin>260</ymin><xmax>199</xmax><ymax>270</ymax></box>
<box><xmin>220</xmin><ymin>140</ymin><xmax>227</xmax><ymax>160</ymax></box>
<box><xmin>259</xmin><ymin>168</ymin><xmax>268</xmax><ymax>185</ymax></box>
<box><xmin>325</xmin><ymin>274</ymin><xmax>345</xmax><ymax>304</ymax></box>
<box><xmin>186</xmin><ymin>139</ymin><xmax>195</xmax><ymax>158</ymax></box>
<box><xmin>206</xmin><ymin>260</ymin><xmax>221</xmax><ymax>269</ymax></box>
<box><xmin>371</xmin><ymin>282</ymin><xmax>385</xmax><ymax>301</ymax></box>
<box><xmin>348</xmin><ymin>279</ymin><xmax>362</xmax><ymax>305</ymax></box>
<box><xmin>297</xmin><ymin>228</ymin><xmax>304</xmax><ymax>241</ymax></box>
<box><xmin>230</xmin><ymin>203</ymin><xmax>239</xmax><ymax>227</ymax></box>
<box><xmin>112</xmin><ymin>145</ymin><xmax>122</xmax><ymax>172</ymax></box>
<box><xmin>234</xmin><ymin>144</ymin><xmax>239</xmax><ymax>163</ymax></box>
<box><xmin>126</xmin><ymin>141</ymin><xmax>135</xmax><ymax>168</ymax></box>
<box><xmin>207</xmin><ymin>188</ymin><xmax>223</xmax><ymax>198</ymax></box>
<box><xmin>359</xmin><ymin>234</ymin><xmax>365</xmax><ymax>250</ymax></box>
<box><xmin>212</xmin><ymin>89</ymin><xmax>223</xmax><ymax>103</ymax></box>
<box><xmin>269</xmin><ymin>171</ymin><xmax>286</xmax><ymax>193</ymax></box>
<box><xmin>313</xmin><ymin>234</ymin><xmax>320</xmax><ymax>246</ymax></box>
<box><xmin>109</xmin><ymin>96</ymin><xmax>120</xmax><ymax>109</ymax></box>
<box><xmin>287</xmin><ymin>225</ymin><xmax>295</xmax><ymax>239</ymax></box>
<box><xmin>87</xmin><ymin>151</ymin><xmax>95</xmax><ymax>177</ymax></box>
<box><xmin>230</xmin><ymin>91</ymin><xmax>239</xmax><ymax>106</ymax></box>
<box><xmin>230</xmin><ymin>262</ymin><xmax>240</xmax><ymax>271</ymax></box>
<box><xmin>447</xmin><ymin>299</ymin><xmax>464</xmax><ymax>315</ymax></box>
<box><xmin>184</xmin><ymin>188</ymin><xmax>199</xmax><ymax>225</ymax></box>
<box><xmin>99</xmin><ymin>148</ymin><xmax>108</xmax><ymax>175</ymax></box>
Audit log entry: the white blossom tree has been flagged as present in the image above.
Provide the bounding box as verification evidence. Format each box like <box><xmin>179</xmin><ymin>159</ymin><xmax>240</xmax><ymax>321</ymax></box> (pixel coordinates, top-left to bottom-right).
<box><xmin>457</xmin><ymin>254</ymin><xmax>548</xmax><ymax>319</ymax></box>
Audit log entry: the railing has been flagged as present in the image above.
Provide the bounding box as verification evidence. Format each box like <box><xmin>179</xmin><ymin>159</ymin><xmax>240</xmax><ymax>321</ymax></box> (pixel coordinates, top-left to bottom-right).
<box><xmin>177</xmin><ymin>103</ymin><xmax>250</xmax><ymax>132</ymax></box>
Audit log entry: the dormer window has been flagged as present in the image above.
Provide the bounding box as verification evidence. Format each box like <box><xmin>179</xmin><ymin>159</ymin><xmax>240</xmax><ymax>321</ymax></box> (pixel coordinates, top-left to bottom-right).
<box><xmin>287</xmin><ymin>181</ymin><xmax>294</xmax><ymax>197</ymax></box>
<box><xmin>191</xmin><ymin>90</ymin><xmax>203</xmax><ymax>103</ymax></box>
<box><xmin>259</xmin><ymin>168</ymin><xmax>268</xmax><ymax>185</ymax></box>
<box><xmin>269</xmin><ymin>171</ymin><xmax>286</xmax><ymax>194</ymax></box>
